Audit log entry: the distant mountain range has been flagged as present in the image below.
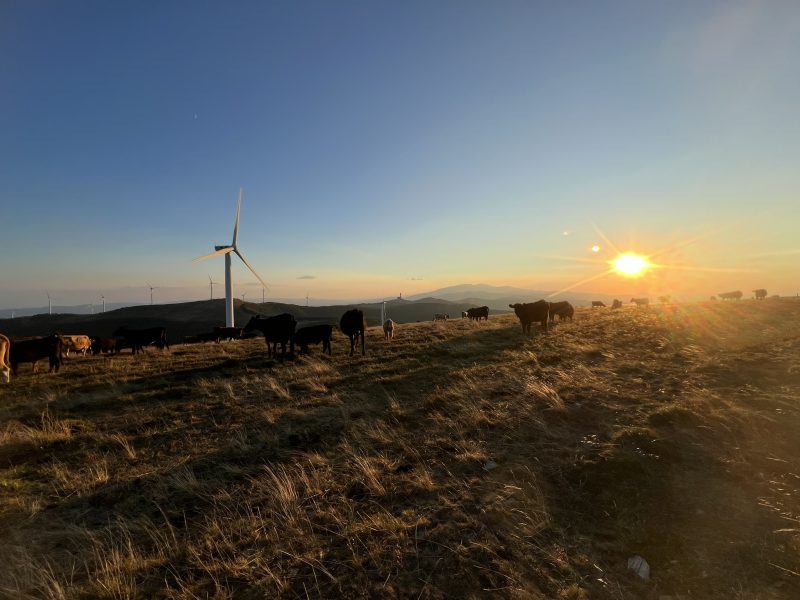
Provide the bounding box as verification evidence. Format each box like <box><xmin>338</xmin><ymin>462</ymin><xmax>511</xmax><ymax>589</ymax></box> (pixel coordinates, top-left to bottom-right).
<box><xmin>407</xmin><ymin>283</ymin><xmax>620</xmax><ymax>310</ymax></box>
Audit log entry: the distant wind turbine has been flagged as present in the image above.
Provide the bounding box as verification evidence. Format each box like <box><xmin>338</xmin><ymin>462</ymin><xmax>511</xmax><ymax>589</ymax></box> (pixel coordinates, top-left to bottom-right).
<box><xmin>208</xmin><ymin>275</ymin><xmax>218</xmax><ymax>300</ymax></box>
<box><xmin>46</xmin><ymin>291</ymin><xmax>52</xmax><ymax>315</ymax></box>
<box><xmin>100</xmin><ymin>294</ymin><xmax>106</xmax><ymax>313</ymax></box>
<box><xmin>146</xmin><ymin>283</ymin><xmax>157</xmax><ymax>305</ymax></box>
<box><xmin>192</xmin><ymin>188</ymin><xmax>268</xmax><ymax>327</ymax></box>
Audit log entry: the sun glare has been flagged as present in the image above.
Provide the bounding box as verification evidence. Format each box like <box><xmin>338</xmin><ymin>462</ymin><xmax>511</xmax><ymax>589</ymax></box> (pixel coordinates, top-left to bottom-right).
<box><xmin>613</xmin><ymin>252</ymin><xmax>650</xmax><ymax>277</ymax></box>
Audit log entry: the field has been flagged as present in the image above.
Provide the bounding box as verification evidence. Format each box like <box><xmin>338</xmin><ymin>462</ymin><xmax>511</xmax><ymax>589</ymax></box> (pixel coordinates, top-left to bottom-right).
<box><xmin>1</xmin><ymin>300</ymin><xmax>799</xmax><ymax>599</ymax></box>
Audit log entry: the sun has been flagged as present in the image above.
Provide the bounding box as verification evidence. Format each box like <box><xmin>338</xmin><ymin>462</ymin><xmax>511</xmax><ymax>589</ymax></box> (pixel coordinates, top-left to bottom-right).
<box><xmin>612</xmin><ymin>252</ymin><xmax>651</xmax><ymax>277</ymax></box>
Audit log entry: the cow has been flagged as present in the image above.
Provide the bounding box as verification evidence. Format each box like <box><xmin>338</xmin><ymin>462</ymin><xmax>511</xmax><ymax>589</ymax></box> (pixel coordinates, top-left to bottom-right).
<box><xmin>509</xmin><ymin>301</ymin><xmax>549</xmax><ymax>334</ymax></box>
<box><xmin>112</xmin><ymin>326</ymin><xmax>169</xmax><ymax>355</ymax></box>
<box><xmin>243</xmin><ymin>314</ymin><xmax>296</xmax><ymax>360</ymax></box>
<box><xmin>294</xmin><ymin>324</ymin><xmax>333</xmax><ymax>355</ymax></box>
<box><xmin>9</xmin><ymin>334</ymin><xmax>63</xmax><ymax>375</ymax></box>
<box><xmin>718</xmin><ymin>290</ymin><xmax>743</xmax><ymax>301</ymax></box>
<box><xmin>90</xmin><ymin>337</ymin><xmax>118</xmax><ymax>355</ymax></box>
<box><xmin>753</xmin><ymin>289</ymin><xmax>767</xmax><ymax>300</ymax></box>
<box><xmin>630</xmin><ymin>297</ymin><xmax>650</xmax><ymax>307</ymax></box>
<box><xmin>214</xmin><ymin>326</ymin><xmax>243</xmax><ymax>341</ymax></box>
<box><xmin>340</xmin><ymin>309</ymin><xmax>366</xmax><ymax>356</ymax></box>
<box><xmin>548</xmin><ymin>301</ymin><xmax>574</xmax><ymax>322</ymax></box>
<box><xmin>611</xmin><ymin>299</ymin><xmax>623</xmax><ymax>309</ymax></box>
<box><xmin>433</xmin><ymin>313</ymin><xmax>449</xmax><ymax>321</ymax></box>
<box><xmin>0</xmin><ymin>334</ymin><xmax>10</xmax><ymax>383</ymax></box>
<box><xmin>466</xmin><ymin>306</ymin><xmax>489</xmax><ymax>321</ymax></box>
<box><xmin>461</xmin><ymin>311</ymin><xmax>468</xmax><ymax>319</ymax></box>
<box><xmin>383</xmin><ymin>319</ymin><xmax>395</xmax><ymax>341</ymax></box>
<box><xmin>591</xmin><ymin>301</ymin><xmax>606</xmax><ymax>308</ymax></box>
<box><xmin>62</xmin><ymin>334</ymin><xmax>92</xmax><ymax>357</ymax></box>
<box><xmin>658</xmin><ymin>295</ymin><xmax>671</xmax><ymax>304</ymax></box>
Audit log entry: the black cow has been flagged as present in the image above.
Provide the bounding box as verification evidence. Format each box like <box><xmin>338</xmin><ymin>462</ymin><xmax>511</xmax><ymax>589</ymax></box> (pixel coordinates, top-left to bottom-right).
<box><xmin>214</xmin><ymin>326</ymin><xmax>243</xmax><ymax>341</ymax></box>
<box><xmin>295</xmin><ymin>324</ymin><xmax>333</xmax><ymax>355</ymax></box>
<box><xmin>112</xmin><ymin>326</ymin><xmax>169</xmax><ymax>355</ymax></box>
<box><xmin>466</xmin><ymin>306</ymin><xmax>489</xmax><ymax>321</ymax></box>
<box><xmin>243</xmin><ymin>314</ymin><xmax>296</xmax><ymax>360</ymax></box>
<box><xmin>340</xmin><ymin>309</ymin><xmax>366</xmax><ymax>356</ymax></box>
<box><xmin>9</xmin><ymin>334</ymin><xmax>63</xmax><ymax>375</ymax></box>
<box><xmin>548</xmin><ymin>301</ymin><xmax>574</xmax><ymax>322</ymax></box>
<box><xmin>197</xmin><ymin>331</ymin><xmax>221</xmax><ymax>343</ymax></box>
<box><xmin>90</xmin><ymin>337</ymin><xmax>118</xmax><ymax>355</ymax></box>
<box><xmin>509</xmin><ymin>301</ymin><xmax>550</xmax><ymax>334</ymax></box>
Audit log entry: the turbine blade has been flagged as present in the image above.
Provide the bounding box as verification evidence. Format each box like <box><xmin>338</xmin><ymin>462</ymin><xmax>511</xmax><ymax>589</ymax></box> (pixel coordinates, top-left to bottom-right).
<box><xmin>232</xmin><ymin>188</ymin><xmax>242</xmax><ymax>247</ymax></box>
<box><xmin>234</xmin><ymin>249</ymin><xmax>269</xmax><ymax>290</ymax></box>
<box><xmin>192</xmin><ymin>247</ymin><xmax>234</xmax><ymax>262</ymax></box>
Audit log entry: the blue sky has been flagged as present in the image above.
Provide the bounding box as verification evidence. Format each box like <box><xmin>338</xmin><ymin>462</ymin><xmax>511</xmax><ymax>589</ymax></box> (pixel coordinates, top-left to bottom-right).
<box><xmin>2</xmin><ymin>0</ymin><xmax>798</xmax><ymax>308</ymax></box>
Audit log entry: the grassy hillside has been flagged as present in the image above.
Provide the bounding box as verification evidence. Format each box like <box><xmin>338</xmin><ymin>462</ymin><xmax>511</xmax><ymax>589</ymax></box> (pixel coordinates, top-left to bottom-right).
<box><xmin>1</xmin><ymin>300</ymin><xmax>798</xmax><ymax>598</ymax></box>
<box><xmin>0</xmin><ymin>298</ymin><xmax>506</xmax><ymax>344</ymax></box>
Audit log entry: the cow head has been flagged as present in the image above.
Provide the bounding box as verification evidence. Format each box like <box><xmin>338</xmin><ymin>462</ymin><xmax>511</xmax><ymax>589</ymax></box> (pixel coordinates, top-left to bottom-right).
<box><xmin>243</xmin><ymin>316</ymin><xmax>263</xmax><ymax>332</ymax></box>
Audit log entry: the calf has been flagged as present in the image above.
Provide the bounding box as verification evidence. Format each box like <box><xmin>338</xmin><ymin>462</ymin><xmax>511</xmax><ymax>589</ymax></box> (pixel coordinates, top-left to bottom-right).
<box><xmin>509</xmin><ymin>301</ymin><xmax>549</xmax><ymax>334</ymax></box>
<box><xmin>113</xmin><ymin>326</ymin><xmax>169</xmax><ymax>355</ymax></box>
<box><xmin>9</xmin><ymin>334</ymin><xmax>63</xmax><ymax>375</ymax></box>
<box><xmin>90</xmin><ymin>337</ymin><xmax>118</xmax><ymax>355</ymax></box>
<box><xmin>383</xmin><ymin>319</ymin><xmax>395</xmax><ymax>341</ymax></box>
<box><xmin>340</xmin><ymin>309</ymin><xmax>366</xmax><ymax>356</ymax></box>
<box><xmin>295</xmin><ymin>324</ymin><xmax>333</xmax><ymax>355</ymax></box>
<box><xmin>243</xmin><ymin>314</ymin><xmax>297</xmax><ymax>360</ymax></box>
<box><xmin>214</xmin><ymin>326</ymin><xmax>243</xmax><ymax>341</ymax></box>
<box><xmin>547</xmin><ymin>301</ymin><xmax>574</xmax><ymax>322</ymax></box>
<box><xmin>0</xmin><ymin>334</ymin><xmax>10</xmax><ymax>383</ymax></box>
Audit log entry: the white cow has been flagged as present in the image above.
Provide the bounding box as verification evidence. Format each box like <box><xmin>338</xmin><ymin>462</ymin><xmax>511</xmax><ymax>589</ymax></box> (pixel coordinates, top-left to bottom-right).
<box><xmin>383</xmin><ymin>319</ymin><xmax>395</xmax><ymax>341</ymax></box>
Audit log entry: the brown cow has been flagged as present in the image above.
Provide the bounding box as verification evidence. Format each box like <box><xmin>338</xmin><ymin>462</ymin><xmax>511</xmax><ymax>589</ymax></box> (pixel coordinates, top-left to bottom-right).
<box><xmin>0</xmin><ymin>334</ymin><xmax>10</xmax><ymax>383</ymax></box>
<box><xmin>611</xmin><ymin>299</ymin><xmax>623</xmax><ymax>309</ymax></box>
<box><xmin>591</xmin><ymin>301</ymin><xmax>606</xmax><ymax>308</ymax></box>
<box><xmin>340</xmin><ymin>309</ymin><xmax>366</xmax><ymax>356</ymax></box>
<box><xmin>509</xmin><ymin>301</ymin><xmax>549</xmax><ymax>334</ymax></box>
<box><xmin>383</xmin><ymin>319</ymin><xmax>395</xmax><ymax>341</ymax></box>
<box><xmin>9</xmin><ymin>334</ymin><xmax>63</xmax><ymax>375</ymax></box>
<box><xmin>630</xmin><ymin>297</ymin><xmax>650</xmax><ymax>307</ymax></box>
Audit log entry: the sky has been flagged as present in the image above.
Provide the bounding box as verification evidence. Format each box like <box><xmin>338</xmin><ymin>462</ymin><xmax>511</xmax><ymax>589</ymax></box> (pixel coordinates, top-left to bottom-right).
<box><xmin>1</xmin><ymin>0</ymin><xmax>799</xmax><ymax>309</ymax></box>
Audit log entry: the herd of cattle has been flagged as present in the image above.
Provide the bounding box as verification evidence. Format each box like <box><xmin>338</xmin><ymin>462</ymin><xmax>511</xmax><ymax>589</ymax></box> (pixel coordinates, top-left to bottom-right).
<box><xmin>0</xmin><ymin>292</ymin><xmax>772</xmax><ymax>383</ymax></box>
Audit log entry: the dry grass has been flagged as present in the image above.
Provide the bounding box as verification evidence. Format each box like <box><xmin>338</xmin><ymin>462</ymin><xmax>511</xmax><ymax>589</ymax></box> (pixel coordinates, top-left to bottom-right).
<box><xmin>1</xmin><ymin>299</ymin><xmax>799</xmax><ymax>598</ymax></box>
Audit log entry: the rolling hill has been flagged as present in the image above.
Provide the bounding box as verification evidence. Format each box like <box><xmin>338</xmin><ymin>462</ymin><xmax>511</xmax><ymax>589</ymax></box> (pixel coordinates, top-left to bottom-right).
<box><xmin>0</xmin><ymin>298</ymin><xmax>511</xmax><ymax>343</ymax></box>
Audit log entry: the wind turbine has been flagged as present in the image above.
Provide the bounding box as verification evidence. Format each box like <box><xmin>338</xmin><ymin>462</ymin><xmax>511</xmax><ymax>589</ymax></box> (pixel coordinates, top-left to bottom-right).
<box><xmin>46</xmin><ymin>291</ymin><xmax>52</xmax><ymax>315</ymax></box>
<box><xmin>193</xmin><ymin>188</ymin><xmax>268</xmax><ymax>328</ymax></box>
<box><xmin>208</xmin><ymin>275</ymin><xmax>218</xmax><ymax>300</ymax></box>
<box><xmin>100</xmin><ymin>294</ymin><xmax>106</xmax><ymax>313</ymax></box>
<box><xmin>146</xmin><ymin>283</ymin><xmax>157</xmax><ymax>305</ymax></box>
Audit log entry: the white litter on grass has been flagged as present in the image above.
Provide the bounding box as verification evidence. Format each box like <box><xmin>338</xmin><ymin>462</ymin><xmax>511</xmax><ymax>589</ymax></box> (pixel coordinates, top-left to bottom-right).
<box><xmin>627</xmin><ymin>555</ymin><xmax>650</xmax><ymax>580</ymax></box>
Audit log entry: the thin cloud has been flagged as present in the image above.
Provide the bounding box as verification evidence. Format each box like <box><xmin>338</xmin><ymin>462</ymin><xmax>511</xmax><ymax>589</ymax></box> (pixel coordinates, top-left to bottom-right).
<box><xmin>297</xmin><ymin>275</ymin><xmax>316</xmax><ymax>280</ymax></box>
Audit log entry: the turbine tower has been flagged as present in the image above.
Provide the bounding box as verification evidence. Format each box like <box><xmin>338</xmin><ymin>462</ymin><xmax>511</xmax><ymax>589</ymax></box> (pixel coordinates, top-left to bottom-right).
<box><xmin>208</xmin><ymin>275</ymin><xmax>218</xmax><ymax>300</ymax></box>
<box><xmin>193</xmin><ymin>189</ymin><xmax>267</xmax><ymax>327</ymax></box>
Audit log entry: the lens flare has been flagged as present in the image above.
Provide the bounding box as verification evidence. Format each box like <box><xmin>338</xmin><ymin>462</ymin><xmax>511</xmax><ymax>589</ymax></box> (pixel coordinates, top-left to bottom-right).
<box><xmin>613</xmin><ymin>252</ymin><xmax>650</xmax><ymax>277</ymax></box>
<box><xmin>591</xmin><ymin>245</ymin><xmax>601</xmax><ymax>253</ymax></box>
